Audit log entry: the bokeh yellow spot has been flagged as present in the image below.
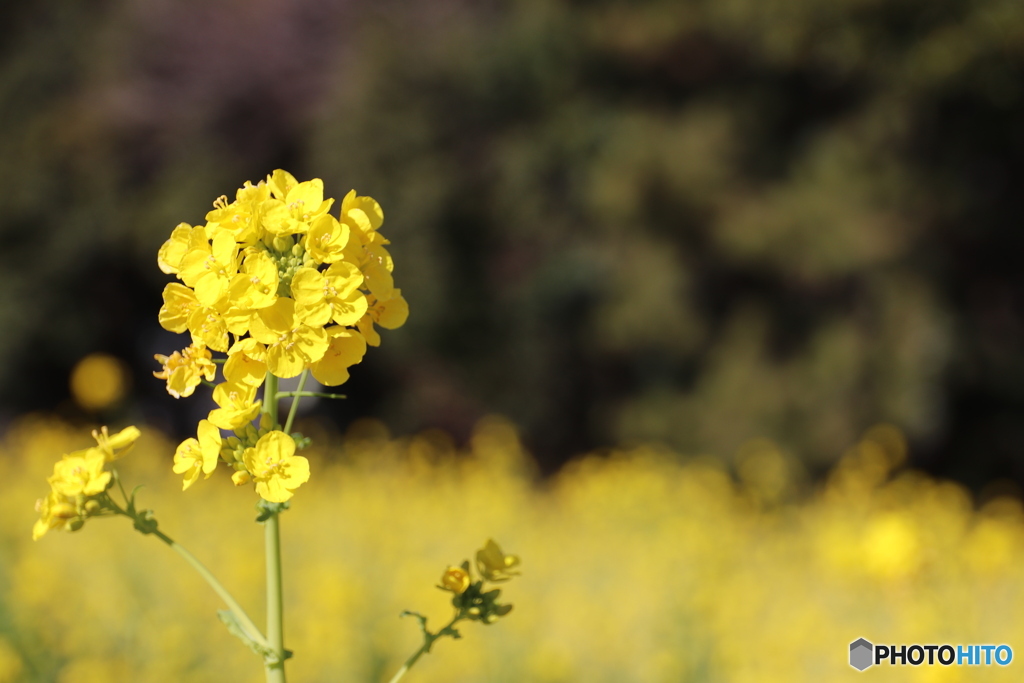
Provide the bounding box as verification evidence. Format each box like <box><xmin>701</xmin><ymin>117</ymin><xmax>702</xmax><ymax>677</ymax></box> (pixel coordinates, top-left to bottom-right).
<box><xmin>70</xmin><ymin>353</ymin><xmax>129</xmax><ymax>411</ymax></box>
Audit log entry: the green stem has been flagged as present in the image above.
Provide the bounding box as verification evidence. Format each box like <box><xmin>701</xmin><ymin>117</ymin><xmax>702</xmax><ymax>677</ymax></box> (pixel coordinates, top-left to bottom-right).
<box><xmin>264</xmin><ymin>512</ymin><xmax>286</xmax><ymax>683</ymax></box>
<box><xmin>262</xmin><ymin>370</ymin><xmax>287</xmax><ymax>683</ymax></box>
<box><xmin>275</xmin><ymin>391</ymin><xmax>347</xmax><ymax>400</ymax></box>
<box><xmin>283</xmin><ymin>370</ymin><xmax>308</xmax><ymax>435</ymax></box>
<box><xmin>154</xmin><ymin>528</ymin><xmax>269</xmax><ymax>648</ymax></box>
<box><xmin>264</xmin><ymin>373</ymin><xmax>280</xmax><ymax>428</ymax></box>
<box><xmin>110</xmin><ymin>502</ymin><xmax>267</xmax><ymax>648</ymax></box>
<box><xmin>387</xmin><ymin>616</ymin><xmax>461</xmax><ymax>683</ymax></box>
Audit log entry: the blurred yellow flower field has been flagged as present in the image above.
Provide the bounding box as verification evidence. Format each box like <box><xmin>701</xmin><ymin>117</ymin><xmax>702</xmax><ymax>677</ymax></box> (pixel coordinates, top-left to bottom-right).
<box><xmin>2</xmin><ymin>415</ymin><xmax>1023</xmax><ymax>681</ymax></box>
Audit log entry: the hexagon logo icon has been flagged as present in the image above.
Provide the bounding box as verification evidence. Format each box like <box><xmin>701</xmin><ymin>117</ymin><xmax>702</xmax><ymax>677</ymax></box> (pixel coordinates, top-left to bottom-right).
<box><xmin>850</xmin><ymin>638</ymin><xmax>874</xmax><ymax>671</ymax></box>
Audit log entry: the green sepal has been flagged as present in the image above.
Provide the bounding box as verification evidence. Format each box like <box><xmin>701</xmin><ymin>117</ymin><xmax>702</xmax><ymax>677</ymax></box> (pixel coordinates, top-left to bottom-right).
<box><xmin>132</xmin><ymin>509</ymin><xmax>159</xmax><ymax>535</ymax></box>
<box><xmin>255</xmin><ymin>500</ymin><xmax>290</xmax><ymax>522</ymax></box>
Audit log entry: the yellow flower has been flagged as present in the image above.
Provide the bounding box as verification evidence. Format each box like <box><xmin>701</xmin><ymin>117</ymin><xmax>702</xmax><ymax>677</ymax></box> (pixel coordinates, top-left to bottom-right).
<box><xmin>32</xmin><ymin>489</ymin><xmax>79</xmax><ymax>540</ymax></box>
<box><xmin>242</xmin><ymin>431</ymin><xmax>310</xmax><ymax>503</ymax></box>
<box><xmin>340</xmin><ymin>189</ymin><xmax>385</xmax><ymax>241</ymax></box>
<box><xmin>153</xmin><ymin>343</ymin><xmax>217</xmax><ymax>398</ymax></box>
<box><xmin>205</xmin><ymin>181</ymin><xmax>269</xmax><ymax>246</ymax></box>
<box><xmin>249</xmin><ymin>297</ymin><xmax>329</xmax><ymax>378</ymax></box>
<box><xmin>439</xmin><ymin>566</ymin><xmax>471</xmax><ymax>594</ymax></box>
<box><xmin>224</xmin><ymin>338</ymin><xmax>268</xmax><ymax>387</ymax></box>
<box><xmin>356</xmin><ymin>290</ymin><xmax>409</xmax><ymax>347</ymax></box>
<box><xmin>49</xmin><ymin>449</ymin><xmax>110</xmax><ymax>497</ymax></box>
<box><xmin>290</xmin><ymin>262</ymin><xmax>368</xmax><ymax>328</ymax></box>
<box><xmin>178</xmin><ymin>231</ymin><xmax>240</xmax><ymax>307</ymax></box>
<box><xmin>304</xmin><ymin>214</ymin><xmax>350</xmax><ymax>264</ymax></box>
<box><xmin>230</xmin><ymin>248</ymin><xmax>279</xmax><ymax>310</ymax></box>
<box><xmin>262</xmin><ymin>175</ymin><xmax>333</xmax><ymax>237</ymax></box>
<box><xmin>309</xmin><ymin>327</ymin><xmax>366</xmax><ymax>386</ymax></box>
<box><xmin>475</xmin><ymin>539</ymin><xmax>520</xmax><ymax>582</ymax></box>
<box><xmin>172</xmin><ymin>420</ymin><xmax>221</xmax><ymax>490</ymax></box>
<box><xmin>158</xmin><ymin>283</ymin><xmax>201</xmax><ymax>334</ymax></box>
<box><xmin>157</xmin><ymin>223</ymin><xmax>206</xmax><ymax>275</ymax></box>
<box><xmin>91</xmin><ymin>425</ymin><xmax>141</xmax><ymax>462</ymax></box>
<box><xmin>207</xmin><ymin>381</ymin><xmax>262</xmax><ymax>430</ymax></box>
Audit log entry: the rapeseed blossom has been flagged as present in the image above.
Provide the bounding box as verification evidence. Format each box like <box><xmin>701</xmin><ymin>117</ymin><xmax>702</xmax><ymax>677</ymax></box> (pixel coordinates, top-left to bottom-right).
<box><xmin>154</xmin><ymin>170</ymin><xmax>406</xmax><ymax>502</ymax></box>
<box><xmin>32</xmin><ymin>425</ymin><xmax>141</xmax><ymax>539</ymax></box>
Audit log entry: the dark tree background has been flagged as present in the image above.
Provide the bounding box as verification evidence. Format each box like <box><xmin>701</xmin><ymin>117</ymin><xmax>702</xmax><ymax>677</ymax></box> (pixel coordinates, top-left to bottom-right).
<box><xmin>3</xmin><ymin>0</ymin><xmax>1024</xmax><ymax>487</ymax></box>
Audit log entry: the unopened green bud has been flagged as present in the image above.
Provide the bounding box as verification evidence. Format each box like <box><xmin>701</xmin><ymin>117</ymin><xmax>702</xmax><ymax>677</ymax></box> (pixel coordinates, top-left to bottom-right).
<box><xmin>68</xmin><ymin>517</ymin><xmax>85</xmax><ymax>532</ymax></box>
<box><xmin>83</xmin><ymin>499</ymin><xmax>102</xmax><ymax>515</ymax></box>
<box><xmin>272</xmin><ymin>235</ymin><xmax>292</xmax><ymax>253</ymax></box>
<box><xmin>226</xmin><ymin>436</ymin><xmax>242</xmax><ymax>448</ymax></box>
<box><xmin>291</xmin><ymin>243</ymin><xmax>303</xmax><ymax>257</ymax></box>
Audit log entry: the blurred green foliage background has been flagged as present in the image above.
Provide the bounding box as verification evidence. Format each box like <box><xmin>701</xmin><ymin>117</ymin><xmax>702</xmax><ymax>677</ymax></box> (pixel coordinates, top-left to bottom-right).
<box><xmin>3</xmin><ymin>0</ymin><xmax>1024</xmax><ymax>484</ymax></box>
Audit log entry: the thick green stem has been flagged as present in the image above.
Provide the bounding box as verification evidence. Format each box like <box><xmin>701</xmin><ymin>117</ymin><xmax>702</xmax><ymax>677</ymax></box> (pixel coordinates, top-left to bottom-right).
<box><xmin>264</xmin><ymin>373</ymin><xmax>280</xmax><ymax>427</ymax></box>
<box><xmin>264</xmin><ymin>512</ymin><xmax>286</xmax><ymax>683</ymax></box>
<box><xmin>262</xmin><ymin>370</ymin><xmax>287</xmax><ymax>683</ymax></box>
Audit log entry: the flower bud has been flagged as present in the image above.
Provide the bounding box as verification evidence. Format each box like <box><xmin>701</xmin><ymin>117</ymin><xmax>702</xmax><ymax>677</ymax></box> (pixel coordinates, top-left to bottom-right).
<box><xmin>439</xmin><ymin>566</ymin><xmax>470</xmax><ymax>595</ymax></box>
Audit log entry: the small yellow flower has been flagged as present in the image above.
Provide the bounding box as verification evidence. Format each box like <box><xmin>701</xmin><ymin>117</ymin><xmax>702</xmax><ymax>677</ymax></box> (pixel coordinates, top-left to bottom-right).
<box><xmin>309</xmin><ymin>327</ymin><xmax>366</xmax><ymax>386</ymax></box>
<box><xmin>249</xmin><ymin>298</ymin><xmax>329</xmax><ymax>378</ymax></box>
<box><xmin>223</xmin><ymin>338</ymin><xmax>268</xmax><ymax>387</ymax></box>
<box><xmin>439</xmin><ymin>566</ymin><xmax>471</xmax><ymax>594</ymax></box>
<box><xmin>32</xmin><ymin>489</ymin><xmax>78</xmax><ymax>540</ymax></box>
<box><xmin>243</xmin><ymin>431</ymin><xmax>310</xmax><ymax>503</ymax></box>
<box><xmin>207</xmin><ymin>381</ymin><xmax>262</xmax><ymax>430</ymax></box>
<box><xmin>290</xmin><ymin>262</ymin><xmax>368</xmax><ymax>327</ymax></box>
<box><xmin>153</xmin><ymin>343</ymin><xmax>217</xmax><ymax>398</ymax></box>
<box><xmin>475</xmin><ymin>539</ymin><xmax>521</xmax><ymax>582</ymax></box>
<box><xmin>158</xmin><ymin>283</ymin><xmax>201</xmax><ymax>334</ymax></box>
<box><xmin>49</xmin><ymin>449</ymin><xmax>110</xmax><ymax>497</ymax></box>
<box><xmin>172</xmin><ymin>420</ymin><xmax>221</xmax><ymax>490</ymax></box>
<box><xmin>157</xmin><ymin>223</ymin><xmax>204</xmax><ymax>275</ymax></box>
<box><xmin>356</xmin><ymin>290</ymin><xmax>409</xmax><ymax>347</ymax></box>
<box><xmin>91</xmin><ymin>425</ymin><xmax>141</xmax><ymax>462</ymax></box>
<box><xmin>231</xmin><ymin>248</ymin><xmax>279</xmax><ymax>310</ymax></box>
<box><xmin>262</xmin><ymin>176</ymin><xmax>333</xmax><ymax>237</ymax></box>
<box><xmin>304</xmin><ymin>213</ymin><xmax>350</xmax><ymax>264</ymax></box>
<box><xmin>205</xmin><ymin>181</ymin><xmax>269</xmax><ymax>246</ymax></box>
<box><xmin>178</xmin><ymin>230</ymin><xmax>241</xmax><ymax>307</ymax></box>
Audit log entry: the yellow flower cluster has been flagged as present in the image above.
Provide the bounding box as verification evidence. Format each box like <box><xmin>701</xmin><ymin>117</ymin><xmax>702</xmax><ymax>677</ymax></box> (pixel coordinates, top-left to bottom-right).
<box><xmin>155</xmin><ymin>170</ymin><xmax>407</xmax><ymax>501</ymax></box>
<box><xmin>32</xmin><ymin>426</ymin><xmax>140</xmax><ymax>540</ymax></box>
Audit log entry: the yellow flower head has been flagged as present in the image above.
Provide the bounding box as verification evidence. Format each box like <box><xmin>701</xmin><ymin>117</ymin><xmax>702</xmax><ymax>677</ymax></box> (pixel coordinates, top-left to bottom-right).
<box><xmin>242</xmin><ymin>431</ymin><xmax>310</xmax><ymax>503</ymax></box>
<box><xmin>208</xmin><ymin>381</ymin><xmax>262</xmax><ymax>430</ymax></box>
<box><xmin>32</xmin><ymin>489</ymin><xmax>78</xmax><ymax>540</ymax></box>
<box><xmin>439</xmin><ymin>566</ymin><xmax>471</xmax><ymax>594</ymax></box>
<box><xmin>91</xmin><ymin>425</ymin><xmax>141</xmax><ymax>462</ymax></box>
<box><xmin>309</xmin><ymin>327</ymin><xmax>367</xmax><ymax>386</ymax></box>
<box><xmin>48</xmin><ymin>449</ymin><xmax>110</xmax><ymax>497</ymax></box>
<box><xmin>172</xmin><ymin>420</ymin><xmax>221</xmax><ymax>490</ymax></box>
<box><xmin>153</xmin><ymin>343</ymin><xmax>216</xmax><ymax>399</ymax></box>
<box><xmin>249</xmin><ymin>298</ymin><xmax>329</xmax><ymax>378</ymax></box>
<box><xmin>475</xmin><ymin>539</ymin><xmax>521</xmax><ymax>582</ymax></box>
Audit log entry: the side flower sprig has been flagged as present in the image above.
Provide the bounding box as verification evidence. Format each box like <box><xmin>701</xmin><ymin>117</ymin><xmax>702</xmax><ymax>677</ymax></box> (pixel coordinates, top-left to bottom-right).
<box><xmin>389</xmin><ymin>539</ymin><xmax>520</xmax><ymax>683</ymax></box>
<box><xmin>33</xmin><ymin>426</ymin><xmax>141</xmax><ymax>540</ymax></box>
<box><xmin>154</xmin><ymin>170</ymin><xmax>408</xmax><ymax>503</ymax></box>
